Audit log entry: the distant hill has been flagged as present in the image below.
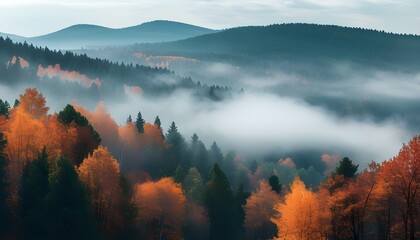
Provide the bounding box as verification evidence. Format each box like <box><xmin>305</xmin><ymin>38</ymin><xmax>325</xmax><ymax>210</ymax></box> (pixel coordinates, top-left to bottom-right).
<box><xmin>25</xmin><ymin>20</ymin><xmax>217</xmax><ymax>49</ymax></box>
<box><xmin>0</xmin><ymin>32</ymin><xmax>25</xmax><ymax>42</ymax></box>
<box><xmin>133</xmin><ymin>23</ymin><xmax>420</xmax><ymax>72</ymax></box>
<box><xmin>0</xmin><ymin>37</ymin><xmax>231</xmax><ymax>104</ymax></box>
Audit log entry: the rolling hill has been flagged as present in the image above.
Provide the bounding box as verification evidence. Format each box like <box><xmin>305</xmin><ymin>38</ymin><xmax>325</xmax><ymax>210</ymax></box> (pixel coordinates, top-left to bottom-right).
<box><xmin>132</xmin><ymin>23</ymin><xmax>420</xmax><ymax>72</ymax></box>
<box><xmin>17</xmin><ymin>20</ymin><xmax>218</xmax><ymax>50</ymax></box>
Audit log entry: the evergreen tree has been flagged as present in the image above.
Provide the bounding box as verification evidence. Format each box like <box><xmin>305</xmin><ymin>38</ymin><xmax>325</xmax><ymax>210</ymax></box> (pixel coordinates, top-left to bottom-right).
<box><xmin>165</xmin><ymin>122</ymin><xmax>189</xmax><ymax>175</ymax></box>
<box><xmin>126</xmin><ymin>115</ymin><xmax>132</xmax><ymax>124</ymax></box>
<box><xmin>0</xmin><ymin>132</ymin><xmax>10</xmax><ymax>237</ymax></box>
<box><xmin>154</xmin><ymin>116</ymin><xmax>164</xmax><ymax>139</ymax></box>
<box><xmin>190</xmin><ymin>134</ymin><xmax>198</xmax><ymax>150</ymax></box>
<box><xmin>13</xmin><ymin>99</ymin><xmax>20</xmax><ymax>108</ymax></box>
<box><xmin>46</xmin><ymin>156</ymin><xmax>94</xmax><ymax>240</ymax></box>
<box><xmin>58</xmin><ymin>105</ymin><xmax>101</xmax><ymax>166</ymax></box>
<box><xmin>154</xmin><ymin>116</ymin><xmax>161</xmax><ymax>128</ymax></box>
<box><xmin>191</xmin><ymin>135</ymin><xmax>210</xmax><ymax>180</ymax></box>
<box><xmin>135</xmin><ymin>111</ymin><xmax>145</xmax><ymax>133</ymax></box>
<box><xmin>335</xmin><ymin>157</ymin><xmax>359</xmax><ymax>178</ymax></box>
<box><xmin>268</xmin><ymin>175</ymin><xmax>282</xmax><ymax>194</ymax></box>
<box><xmin>0</xmin><ymin>99</ymin><xmax>10</xmax><ymax>117</ymax></box>
<box><xmin>232</xmin><ymin>184</ymin><xmax>248</xmax><ymax>240</ymax></box>
<box><xmin>19</xmin><ymin>147</ymin><xmax>50</xmax><ymax>239</ymax></box>
<box><xmin>204</xmin><ymin>164</ymin><xmax>238</xmax><ymax>240</ymax></box>
<box><xmin>209</xmin><ymin>142</ymin><xmax>223</xmax><ymax>165</ymax></box>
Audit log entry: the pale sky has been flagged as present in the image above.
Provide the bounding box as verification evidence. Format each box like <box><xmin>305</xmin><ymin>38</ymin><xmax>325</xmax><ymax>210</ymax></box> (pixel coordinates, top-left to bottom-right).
<box><xmin>0</xmin><ymin>0</ymin><xmax>419</xmax><ymax>37</ymax></box>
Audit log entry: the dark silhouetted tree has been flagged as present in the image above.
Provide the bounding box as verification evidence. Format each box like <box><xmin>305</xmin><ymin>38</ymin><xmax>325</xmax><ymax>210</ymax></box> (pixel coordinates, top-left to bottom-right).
<box><xmin>335</xmin><ymin>157</ymin><xmax>359</xmax><ymax>178</ymax></box>
<box><xmin>204</xmin><ymin>164</ymin><xmax>242</xmax><ymax>240</ymax></box>
<box><xmin>19</xmin><ymin>147</ymin><xmax>50</xmax><ymax>240</ymax></box>
<box><xmin>0</xmin><ymin>100</ymin><xmax>10</xmax><ymax>117</ymax></box>
<box><xmin>46</xmin><ymin>156</ymin><xmax>94</xmax><ymax>240</ymax></box>
<box><xmin>135</xmin><ymin>111</ymin><xmax>145</xmax><ymax>133</ymax></box>
<box><xmin>154</xmin><ymin>116</ymin><xmax>161</xmax><ymax>128</ymax></box>
<box><xmin>0</xmin><ymin>132</ymin><xmax>11</xmax><ymax>237</ymax></box>
<box><xmin>165</xmin><ymin>122</ymin><xmax>188</xmax><ymax>176</ymax></box>
<box><xmin>126</xmin><ymin>115</ymin><xmax>132</xmax><ymax>124</ymax></box>
<box><xmin>58</xmin><ymin>104</ymin><xmax>101</xmax><ymax>166</ymax></box>
<box><xmin>268</xmin><ymin>175</ymin><xmax>282</xmax><ymax>194</ymax></box>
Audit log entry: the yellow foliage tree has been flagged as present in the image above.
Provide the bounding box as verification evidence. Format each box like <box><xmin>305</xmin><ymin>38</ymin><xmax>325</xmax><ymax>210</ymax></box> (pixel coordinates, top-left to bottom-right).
<box><xmin>78</xmin><ymin>145</ymin><xmax>124</xmax><ymax>235</ymax></box>
<box><xmin>271</xmin><ymin>176</ymin><xmax>326</xmax><ymax>240</ymax></box>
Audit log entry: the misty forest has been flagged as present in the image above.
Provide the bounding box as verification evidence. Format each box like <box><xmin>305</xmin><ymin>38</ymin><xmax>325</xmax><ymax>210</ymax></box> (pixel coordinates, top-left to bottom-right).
<box><xmin>0</xmin><ymin>18</ymin><xmax>419</xmax><ymax>240</ymax></box>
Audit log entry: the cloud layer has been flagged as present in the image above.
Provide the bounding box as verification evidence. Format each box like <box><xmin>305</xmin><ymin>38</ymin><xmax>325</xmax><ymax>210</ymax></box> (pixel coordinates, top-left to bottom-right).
<box><xmin>107</xmin><ymin>89</ymin><xmax>408</xmax><ymax>164</ymax></box>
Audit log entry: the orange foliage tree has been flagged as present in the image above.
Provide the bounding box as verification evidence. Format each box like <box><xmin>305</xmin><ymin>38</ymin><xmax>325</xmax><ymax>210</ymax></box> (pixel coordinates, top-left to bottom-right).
<box><xmin>78</xmin><ymin>146</ymin><xmax>124</xmax><ymax>235</ymax></box>
<box><xmin>0</xmin><ymin>89</ymin><xmax>51</xmax><ymax>204</ymax></box>
<box><xmin>73</xmin><ymin>102</ymin><xmax>119</xmax><ymax>155</ymax></box>
<box><xmin>271</xmin><ymin>176</ymin><xmax>327</xmax><ymax>240</ymax></box>
<box><xmin>134</xmin><ymin>177</ymin><xmax>186</xmax><ymax>240</ymax></box>
<box><xmin>328</xmin><ymin>161</ymin><xmax>380</xmax><ymax>239</ymax></box>
<box><xmin>18</xmin><ymin>88</ymin><xmax>49</xmax><ymax>119</ymax></box>
<box><xmin>245</xmin><ymin>180</ymin><xmax>279</xmax><ymax>239</ymax></box>
<box><xmin>380</xmin><ymin>136</ymin><xmax>420</xmax><ymax>240</ymax></box>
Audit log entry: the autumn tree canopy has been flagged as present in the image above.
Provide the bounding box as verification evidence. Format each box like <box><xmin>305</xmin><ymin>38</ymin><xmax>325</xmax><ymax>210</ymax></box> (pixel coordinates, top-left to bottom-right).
<box><xmin>78</xmin><ymin>146</ymin><xmax>124</xmax><ymax>236</ymax></box>
<box><xmin>134</xmin><ymin>177</ymin><xmax>186</xmax><ymax>240</ymax></box>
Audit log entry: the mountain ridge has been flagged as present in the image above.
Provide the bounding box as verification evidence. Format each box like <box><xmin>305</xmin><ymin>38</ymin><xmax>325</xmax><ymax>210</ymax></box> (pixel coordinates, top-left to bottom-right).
<box><xmin>130</xmin><ymin>23</ymin><xmax>420</xmax><ymax>72</ymax></box>
<box><xmin>7</xmin><ymin>20</ymin><xmax>218</xmax><ymax>50</ymax></box>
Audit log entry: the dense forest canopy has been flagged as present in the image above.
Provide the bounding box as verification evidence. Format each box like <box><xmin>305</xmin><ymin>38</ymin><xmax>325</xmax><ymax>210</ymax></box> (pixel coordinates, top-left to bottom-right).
<box><xmin>0</xmin><ymin>88</ymin><xmax>418</xmax><ymax>239</ymax></box>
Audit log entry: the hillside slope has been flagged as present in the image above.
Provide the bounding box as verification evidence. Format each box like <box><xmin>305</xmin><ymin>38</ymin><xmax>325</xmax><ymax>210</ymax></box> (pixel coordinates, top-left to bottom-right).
<box><xmin>133</xmin><ymin>23</ymin><xmax>420</xmax><ymax>72</ymax></box>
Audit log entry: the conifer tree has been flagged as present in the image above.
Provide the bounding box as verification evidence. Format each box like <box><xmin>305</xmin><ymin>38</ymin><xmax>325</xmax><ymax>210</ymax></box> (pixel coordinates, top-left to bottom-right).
<box><xmin>335</xmin><ymin>157</ymin><xmax>359</xmax><ymax>178</ymax></box>
<box><xmin>135</xmin><ymin>111</ymin><xmax>145</xmax><ymax>133</ymax></box>
<box><xmin>19</xmin><ymin>147</ymin><xmax>50</xmax><ymax>239</ymax></box>
<box><xmin>0</xmin><ymin>132</ymin><xmax>10</xmax><ymax>237</ymax></box>
<box><xmin>126</xmin><ymin>115</ymin><xmax>132</xmax><ymax>124</ymax></box>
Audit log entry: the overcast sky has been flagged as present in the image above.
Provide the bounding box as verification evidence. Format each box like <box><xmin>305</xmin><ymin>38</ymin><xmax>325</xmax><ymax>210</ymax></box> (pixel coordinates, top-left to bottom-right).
<box><xmin>0</xmin><ymin>0</ymin><xmax>419</xmax><ymax>37</ymax></box>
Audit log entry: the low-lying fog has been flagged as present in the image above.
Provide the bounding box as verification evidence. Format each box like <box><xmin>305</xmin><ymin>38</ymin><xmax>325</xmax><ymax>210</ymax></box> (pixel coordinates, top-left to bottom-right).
<box><xmin>1</xmin><ymin>62</ymin><xmax>418</xmax><ymax>169</ymax></box>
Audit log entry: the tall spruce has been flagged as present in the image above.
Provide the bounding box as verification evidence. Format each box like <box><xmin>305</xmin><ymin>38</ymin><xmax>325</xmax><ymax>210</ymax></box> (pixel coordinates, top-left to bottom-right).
<box><xmin>204</xmin><ymin>164</ymin><xmax>242</xmax><ymax>240</ymax></box>
<box><xmin>135</xmin><ymin>111</ymin><xmax>145</xmax><ymax>133</ymax></box>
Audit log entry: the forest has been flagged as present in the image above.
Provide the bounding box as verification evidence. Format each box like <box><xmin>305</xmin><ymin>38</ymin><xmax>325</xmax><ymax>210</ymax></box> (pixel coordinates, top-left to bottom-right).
<box><xmin>0</xmin><ymin>88</ymin><xmax>418</xmax><ymax>240</ymax></box>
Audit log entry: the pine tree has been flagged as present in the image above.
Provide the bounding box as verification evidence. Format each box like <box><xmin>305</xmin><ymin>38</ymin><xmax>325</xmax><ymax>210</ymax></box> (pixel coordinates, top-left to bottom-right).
<box><xmin>126</xmin><ymin>115</ymin><xmax>132</xmax><ymax>124</ymax></box>
<box><xmin>191</xmin><ymin>133</ymin><xmax>199</xmax><ymax>149</ymax></box>
<box><xmin>0</xmin><ymin>100</ymin><xmax>10</xmax><ymax>117</ymax></box>
<box><xmin>204</xmin><ymin>164</ymin><xmax>236</xmax><ymax>240</ymax></box>
<box><xmin>335</xmin><ymin>157</ymin><xmax>359</xmax><ymax>178</ymax></box>
<box><xmin>164</xmin><ymin>122</ymin><xmax>188</xmax><ymax>175</ymax></box>
<box><xmin>154</xmin><ymin>116</ymin><xmax>161</xmax><ymax>128</ymax></box>
<box><xmin>209</xmin><ymin>142</ymin><xmax>223</xmax><ymax>165</ymax></box>
<box><xmin>46</xmin><ymin>156</ymin><xmax>94</xmax><ymax>240</ymax></box>
<box><xmin>0</xmin><ymin>132</ymin><xmax>11</xmax><ymax>237</ymax></box>
<box><xmin>58</xmin><ymin>105</ymin><xmax>101</xmax><ymax>166</ymax></box>
<box><xmin>19</xmin><ymin>147</ymin><xmax>50</xmax><ymax>239</ymax></box>
<box><xmin>135</xmin><ymin>111</ymin><xmax>145</xmax><ymax>133</ymax></box>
